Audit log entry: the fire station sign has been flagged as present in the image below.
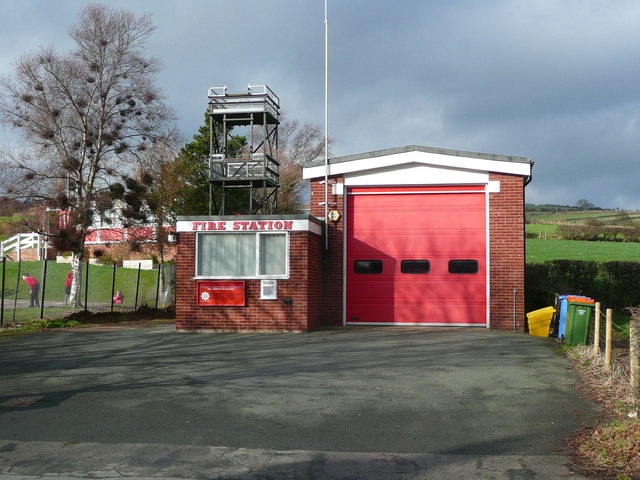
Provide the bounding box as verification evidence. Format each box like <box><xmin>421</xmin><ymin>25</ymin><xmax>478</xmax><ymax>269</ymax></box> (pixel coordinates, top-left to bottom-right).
<box><xmin>176</xmin><ymin>218</ymin><xmax>320</xmax><ymax>234</ymax></box>
<box><xmin>197</xmin><ymin>281</ymin><xmax>246</xmax><ymax>306</ymax></box>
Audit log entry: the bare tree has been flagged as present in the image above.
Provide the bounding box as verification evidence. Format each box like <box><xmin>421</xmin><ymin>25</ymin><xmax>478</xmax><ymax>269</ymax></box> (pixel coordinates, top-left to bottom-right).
<box><xmin>0</xmin><ymin>4</ymin><xmax>175</xmax><ymax>306</ymax></box>
<box><xmin>103</xmin><ymin>141</ymin><xmax>178</xmax><ymax>306</ymax></box>
<box><xmin>576</xmin><ymin>199</ymin><xmax>595</xmax><ymax>210</ymax></box>
<box><xmin>274</xmin><ymin>114</ymin><xmax>332</xmax><ymax>213</ymax></box>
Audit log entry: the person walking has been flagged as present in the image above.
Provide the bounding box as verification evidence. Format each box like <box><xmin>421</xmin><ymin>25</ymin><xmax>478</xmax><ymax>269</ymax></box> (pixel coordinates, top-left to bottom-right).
<box><xmin>64</xmin><ymin>270</ymin><xmax>73</xmax><ymax>306</ymax></box>
<box><xmin>22</xmin><ymin>273</ymin><xmax>40</xmax><ymax>307</ymax></box>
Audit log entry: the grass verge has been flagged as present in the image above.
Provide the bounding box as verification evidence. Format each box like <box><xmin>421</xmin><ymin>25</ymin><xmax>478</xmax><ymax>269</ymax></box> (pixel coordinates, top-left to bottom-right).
<box><xmin>566</xmin><ymin>346</ymin><xmax>640</xmax><ymax>479</ymax></box>
<box><xmin>0</xmin><ymin>305</ymin><xmax>175</xmax><ymax>336</ymax></box>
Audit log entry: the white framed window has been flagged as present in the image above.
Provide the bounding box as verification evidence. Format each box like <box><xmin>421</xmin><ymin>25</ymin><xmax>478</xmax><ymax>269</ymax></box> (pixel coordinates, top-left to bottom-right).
<box><xmin>196</xmin><ymin>232</ymin><xmax>289</xmax><ymax>279</ymax></box>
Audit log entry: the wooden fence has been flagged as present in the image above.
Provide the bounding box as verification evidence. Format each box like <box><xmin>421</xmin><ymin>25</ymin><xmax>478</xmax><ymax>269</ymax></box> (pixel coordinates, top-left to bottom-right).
<box><xmin>591</xmin><ymin>302</ymin><xmax>639</xmax><ymax>398</ymax></box>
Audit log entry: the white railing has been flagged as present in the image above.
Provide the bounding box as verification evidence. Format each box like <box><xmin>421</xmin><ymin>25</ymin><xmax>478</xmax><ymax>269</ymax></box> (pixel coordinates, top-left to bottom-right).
<box><xmin>0</xmin><ymin>233</ymin><xmax>46</xmax><ymax>260</ymax></box>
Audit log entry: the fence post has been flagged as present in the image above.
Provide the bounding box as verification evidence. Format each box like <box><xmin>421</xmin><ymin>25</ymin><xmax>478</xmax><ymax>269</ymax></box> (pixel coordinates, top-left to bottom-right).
<box><xmin>12</xmin><ymin>260</ymin><xmax>22</xmax><ymax>323</ymax></box>
<box><xmin>593</xmin><ymin>302</ymin><xmax>601</xmax><ymax>356</ymax></box>
<box><xmin>155</xmin><ymin>264</ymin><xmax>161</xmax><ymax>310</ymax></box>
<box><xmin>630</xmin><ymin>319</ymin><xmax>638</xmax><ymax>396</ymax></box>
<box><xmin>110</xmin><ymin>263</ymin><xmax>116</xmax><ymax>313</ymax></box>
<box><xmin>84</xmin><ymin>261</ymin><xmax>90</xmax><ymax>312</ymax></box>
<box><xmin>605</xmin><ymin>308</ymin><xmax>613</xmax><ymax>372</ymax></box>
<box><xmin>134</xmin><ymin>263</ymin><xmax>141</xmax><ymax>310</ymax></box>
<box><xmin>39</xmin><ymin>259</ymin><xmax>48</xmax><ymax>320</ymax></box>
<box><xmin>1</xmin><ymin>256</ymin><xmax>6</xmax><ymax>326</ymax></box>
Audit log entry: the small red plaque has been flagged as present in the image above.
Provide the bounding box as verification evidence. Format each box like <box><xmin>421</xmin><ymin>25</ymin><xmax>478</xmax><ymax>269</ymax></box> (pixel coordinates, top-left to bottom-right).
<box><xmin>197</xmin><ymin>281</ymin><xmax>245</xmax><ymax>306</ymax></box>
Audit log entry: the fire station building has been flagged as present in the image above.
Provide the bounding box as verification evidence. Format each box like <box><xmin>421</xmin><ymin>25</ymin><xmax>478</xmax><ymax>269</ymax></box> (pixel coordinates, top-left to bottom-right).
<box><xmin>175</xmin><ymin>144</ymin><xmax>533</xmax><ymax>332</ymax></box>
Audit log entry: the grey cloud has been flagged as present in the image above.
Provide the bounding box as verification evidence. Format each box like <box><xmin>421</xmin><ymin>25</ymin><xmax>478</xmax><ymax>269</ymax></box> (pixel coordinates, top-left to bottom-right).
<box><xmin>1</xmin><ymin>0</ymin><xmax>640</xmax><ymax>208</ymax></box>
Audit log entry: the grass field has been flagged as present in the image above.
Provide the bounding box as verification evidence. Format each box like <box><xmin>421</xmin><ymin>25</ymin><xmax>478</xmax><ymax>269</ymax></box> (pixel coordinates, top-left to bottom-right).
<box><xmin>526</xmin><ymin>238</ymin><xmax>640</xmax><ymax>263</ymax></box>
<box><xmin>1</xmin><ymin>260</ymin><xmax>162</xmax><ymax>308</ymax></box>
<box><xmin>525</xmin><ymin>205</ymin><xmax>640</xmax><ymax>263</ymax></box>
<box><xmin>526</xmin><ymin>223</ymin><xmax>558</xmax><ymax>238</ymax></box>
<box><xmin>0</xmin><ymin>216</ymin><xmax>35</xmax><ymax>242</ymax></box>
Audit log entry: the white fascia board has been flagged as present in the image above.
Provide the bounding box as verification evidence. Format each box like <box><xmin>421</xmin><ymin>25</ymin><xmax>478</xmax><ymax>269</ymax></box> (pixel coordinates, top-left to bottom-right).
<box><xmin>303</xmin><ymin>150</ymin><xmax>531</xmax><ymax>179</ymax></box>
<box><xmin>344</xmin><ymin>163</ymin><xmax>489</xmax><ymax>186</ymax></box>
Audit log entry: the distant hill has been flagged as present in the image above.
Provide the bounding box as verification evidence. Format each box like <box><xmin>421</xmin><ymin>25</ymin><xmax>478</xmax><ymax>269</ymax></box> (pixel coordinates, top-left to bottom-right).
<box><xmin>525</xmin><ymin>204</ymin><xmax>640</xmax><ymax>226</ymax></box>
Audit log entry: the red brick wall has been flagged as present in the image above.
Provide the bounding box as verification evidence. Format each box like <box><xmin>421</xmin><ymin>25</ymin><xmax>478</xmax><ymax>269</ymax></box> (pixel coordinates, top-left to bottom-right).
<box><xmin>489</xmin><ymin>173</ymin><xmax>526</xmax><ymax>331</ymax></box>
<box><xmin>310</xmin><ymin>179</ymin><xmax>344</xmax><ymax>326</ymax></box>
<box><xmin>175</xmin><ymin>229</ymin><xmax>322</xmax><ymax>332</ymax></box>
<box><xmin>178</xmin><ymin>173</ymin><xmax>527</xmax><ymax>332</ymax></box>
<box><xmin>4</xmin><ymin>249</ymin><xmax>45</xmax><ymax>261</ymax></box>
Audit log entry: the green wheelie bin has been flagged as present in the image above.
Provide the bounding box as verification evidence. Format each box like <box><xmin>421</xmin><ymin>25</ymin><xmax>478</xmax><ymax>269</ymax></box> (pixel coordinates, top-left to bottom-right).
<box><xmin>564</xmin><ymin>298</ymin><xmax>595</xmax><ymax>345</ymax></box>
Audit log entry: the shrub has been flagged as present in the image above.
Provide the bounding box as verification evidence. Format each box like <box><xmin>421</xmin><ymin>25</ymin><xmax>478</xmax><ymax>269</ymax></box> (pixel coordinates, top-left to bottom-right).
<box><xmin>546</xmin><ymin>259</ymin><xmax>599</xmax><ymax>295</ymax></box>
<box><xmin>555</xmin><ymin>224</ymin><xmax>640</xmax><ymax>243</ymax></box>
<box><xmin>525</xmin><ymin>260</ymin><xmax>640</xmax><ymax>312</ymax></box>
<box><xmin>602</xmin><ymin>262</ymin><xmax>640</xmax><ymax>310</ymax></box>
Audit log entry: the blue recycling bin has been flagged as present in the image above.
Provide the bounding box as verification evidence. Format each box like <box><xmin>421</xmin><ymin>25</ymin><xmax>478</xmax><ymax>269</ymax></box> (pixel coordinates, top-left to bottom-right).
<box><xmin>557</xmin><ymin>295</ymin><xmax>569</xmax><ymax>339</ymax></box>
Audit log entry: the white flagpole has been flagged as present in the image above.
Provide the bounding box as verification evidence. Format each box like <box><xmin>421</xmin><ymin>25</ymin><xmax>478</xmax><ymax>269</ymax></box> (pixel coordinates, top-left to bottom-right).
<box><xmin>324</xmin><ymin>0</ymin><xmax>329</xmax><ymax>250</ymax></box>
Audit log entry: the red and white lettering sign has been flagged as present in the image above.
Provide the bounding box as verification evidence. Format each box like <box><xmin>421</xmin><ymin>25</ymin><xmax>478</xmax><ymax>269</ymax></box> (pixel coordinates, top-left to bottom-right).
<box><xmin>190</xmin><ymin>220</ymin><xmax>294</xmax><ymax>231</ymax></box>
<box><xmin>197</xmin><ymin>281</ymin><xmax>245</xmax><ymax>306</ymax></box>
<box><xmin>176</xmin><ymin>218</ymin><xmax>320</xmax><ymax>234</ymax></box>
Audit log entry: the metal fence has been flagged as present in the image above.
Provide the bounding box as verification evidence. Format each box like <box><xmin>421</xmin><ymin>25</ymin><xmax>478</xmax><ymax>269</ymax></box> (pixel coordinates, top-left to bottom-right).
<box><xmin>0</xmin><ymin>257</ymin><xmax>175</xmax><ymax>325</ymax></box>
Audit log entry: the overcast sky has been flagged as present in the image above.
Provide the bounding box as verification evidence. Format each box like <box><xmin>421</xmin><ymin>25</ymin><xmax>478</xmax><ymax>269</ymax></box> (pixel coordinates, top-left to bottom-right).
<box><xmin>1</xmin><ymin>0</ymin><xmax>640</xmax><ymax>209</ymax></box>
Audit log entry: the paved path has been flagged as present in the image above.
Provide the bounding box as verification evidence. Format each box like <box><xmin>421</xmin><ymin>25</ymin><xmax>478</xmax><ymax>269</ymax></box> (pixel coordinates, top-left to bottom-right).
<box><xmin>0</xmin><ymin>326</ymin><xmax>596</xmax><ymax>479</ymax></box>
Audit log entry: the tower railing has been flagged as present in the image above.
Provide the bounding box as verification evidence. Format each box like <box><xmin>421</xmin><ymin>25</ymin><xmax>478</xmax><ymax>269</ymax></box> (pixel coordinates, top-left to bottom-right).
<box><xmin>209</xmin><ymin>153</ymin><xmax>279</xmax><ymax>185</ymax></box>
<box><xmin>208</xmin><ymin>84</ymin><xmax>280</xmax><ymax>119</ymax></box>
<box><xmin>207</xmin><ymin>84</ymin><xmax>280</xmax><ymax>214</ymax></box>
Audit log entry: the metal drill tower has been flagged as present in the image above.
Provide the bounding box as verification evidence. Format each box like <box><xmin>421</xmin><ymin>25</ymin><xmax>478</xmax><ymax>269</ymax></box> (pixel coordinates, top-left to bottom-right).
<box><xmin>207</xmin><ymin>84</ymin><xmax>280</xmax><ymax>215</ymax></box>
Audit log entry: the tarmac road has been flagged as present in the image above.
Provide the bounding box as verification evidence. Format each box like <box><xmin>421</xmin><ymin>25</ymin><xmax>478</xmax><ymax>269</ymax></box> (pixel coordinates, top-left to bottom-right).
<box><xmin>0</xmin><ymin>325</ymin><xmax>596</xmax><ymax>479</ymax></box>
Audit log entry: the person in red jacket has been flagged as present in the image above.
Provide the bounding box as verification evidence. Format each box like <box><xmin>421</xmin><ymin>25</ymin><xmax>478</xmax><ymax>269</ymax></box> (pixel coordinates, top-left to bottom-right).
<box><xmin>22</xmin><ymin>273</ymin><xmax>40</xmax><ymax>307</ymax></box>
<box><xmin>64</xmin><ymin>270</ymin><xmax>73</xmax><ymax>306</ymax></box>
<box><xmin>113</xmin><ymin>290</ymin><xmax>124</xmax><ymax>304</ymax></box>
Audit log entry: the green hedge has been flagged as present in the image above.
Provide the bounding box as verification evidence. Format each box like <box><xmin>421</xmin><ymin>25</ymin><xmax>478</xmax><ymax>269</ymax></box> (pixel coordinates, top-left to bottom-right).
<box><xmin>557</xmin><ymin>224</ymin><xmax>640</xmax><ymax>242</ymax></box>
<box><xmin>525</xmin><ymin>260</ymin><xmax>640</xmax><ymax>312</ymax></box>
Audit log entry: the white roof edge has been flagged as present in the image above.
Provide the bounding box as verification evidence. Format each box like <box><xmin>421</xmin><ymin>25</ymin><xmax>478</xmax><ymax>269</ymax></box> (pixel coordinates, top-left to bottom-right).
<box><xmin>303</xmin><ymin>147</ymin><xmax>533</xmax><ymax>180</ymax></box>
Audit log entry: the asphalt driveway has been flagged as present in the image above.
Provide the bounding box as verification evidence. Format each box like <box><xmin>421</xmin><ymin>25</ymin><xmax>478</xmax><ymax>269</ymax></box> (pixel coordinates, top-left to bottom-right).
<box><xmin>0</xmin><ymin>326</ymin><xmax>595</xmax><ymax>479</ymax></box>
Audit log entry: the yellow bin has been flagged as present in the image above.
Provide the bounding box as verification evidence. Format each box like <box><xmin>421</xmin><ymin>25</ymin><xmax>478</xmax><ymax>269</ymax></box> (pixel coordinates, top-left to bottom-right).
<box><xmin>526</xmin><ymin>306</ymin><xmax>556</xmax><ymax>337</ymax></box>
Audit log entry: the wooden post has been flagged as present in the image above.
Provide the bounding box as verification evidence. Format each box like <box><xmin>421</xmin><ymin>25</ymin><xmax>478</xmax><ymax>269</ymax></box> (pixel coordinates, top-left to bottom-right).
<box><xmin>605</xmin><ymin>308</ymin><xmax>613</xmax><ymax>372</ymax></box>
<box><xmin>630</xmin><ymin>319</ymin><xmax>638</xmax><ymax>395</ymax></box>
<box><xmin>593</xmin><ymin>302</ymin><xmax>601</xmax><ymax>356</ymax></box>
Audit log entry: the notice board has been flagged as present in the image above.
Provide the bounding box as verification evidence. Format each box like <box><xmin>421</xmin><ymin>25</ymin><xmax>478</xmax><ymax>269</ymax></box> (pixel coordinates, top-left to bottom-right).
<box><xmin>197</xmin><ymin>281</ymin><xmax>246</xmax><ymax>306</ymax></box>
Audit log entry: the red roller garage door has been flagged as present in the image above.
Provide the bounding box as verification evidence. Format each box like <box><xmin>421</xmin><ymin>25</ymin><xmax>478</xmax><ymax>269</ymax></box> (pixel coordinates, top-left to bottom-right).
<box><xmin>346</xmin><ymin>186</ymin><xmax>487</xmax><ymax>326</ymax></box>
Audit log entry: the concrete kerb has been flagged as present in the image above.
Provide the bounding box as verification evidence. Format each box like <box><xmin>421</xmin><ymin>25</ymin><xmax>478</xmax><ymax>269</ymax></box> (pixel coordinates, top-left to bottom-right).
<box><xmin>0</xmin><ymin>440</ymin><xmax>588</xmax><ymax>480</ymax></box>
